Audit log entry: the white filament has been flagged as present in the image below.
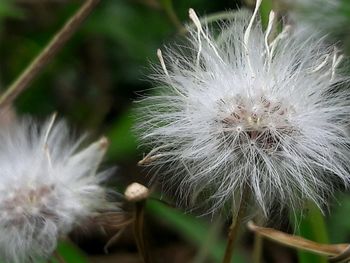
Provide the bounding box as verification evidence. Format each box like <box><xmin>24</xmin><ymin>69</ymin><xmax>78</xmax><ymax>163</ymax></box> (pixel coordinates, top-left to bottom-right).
<box><xmin>189</xmin><ymin>8</ymin><xmax>223</xmax><ymax>63</ymax></box>
<box><xmin>243</xmin><ymin>0</ymin><xmax>263</xmax><ymax>76</ymax></box>
<box><xmin>264</xmin><ymin>11</ymin><xmax>276</xmax><ymax>63</ymax></box>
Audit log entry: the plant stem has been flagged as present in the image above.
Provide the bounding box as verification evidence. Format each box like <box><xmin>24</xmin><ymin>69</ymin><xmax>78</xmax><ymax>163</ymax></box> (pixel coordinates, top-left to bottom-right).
<box><xmin>252</xmin><ymin>216</ymin><xmax>264</xmax><ymax>263</ymax></box>
<box><xmin>253</xmin><ymin>233</ymin><xmax>263</xmax><ymax>263</ymax></box>
<box><xmin>134</xmin><ymin>200</ymin><xmax>153</xmax><ymax>263</ymax></box>
<box><xmin>0</xmin><ymin>0</ymin><xmax>100</xmax><ymax>108</ymax></box>
<box><xmin>222</xmin><ymin>186</ymin><xmax>250</xmax><ymax>263</ymax></box>
<box><xmin>247</xmin><ymin>221</ymin><xmax>346</xmax><ymax>257</ymax></box>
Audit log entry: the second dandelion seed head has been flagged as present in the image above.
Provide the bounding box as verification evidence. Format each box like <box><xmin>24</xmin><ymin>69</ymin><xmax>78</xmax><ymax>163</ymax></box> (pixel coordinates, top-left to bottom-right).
<box><xmin>0</xmin><ymin>118</ymin><xmax>116</xmax><ymax>263</ymax></box>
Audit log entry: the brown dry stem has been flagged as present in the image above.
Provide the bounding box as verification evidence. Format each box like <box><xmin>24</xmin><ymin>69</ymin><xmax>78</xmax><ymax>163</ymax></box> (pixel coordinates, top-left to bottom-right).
<box><xmin>248</xmin><ymin>221</ymin><xmax>350</xmax><ymax>262</ymax></box>
<box><xmin>0</xmin><ymin>0</ymin><xmax>100</xmax><ymax>108</ymax></box>
<box><xmin>133</xmin><ymin>200</ymin><xmax>153</xmax><ymax>263</ymax></box>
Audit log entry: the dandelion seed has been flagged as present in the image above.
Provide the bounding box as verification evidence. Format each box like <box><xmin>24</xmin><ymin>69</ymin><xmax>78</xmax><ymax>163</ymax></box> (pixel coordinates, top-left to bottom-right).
<box><xmin>0</xmin><ymin>117</ymin><xmax>115</xmax><ymax>263</ymax></box>
<box><xmin>136</xmin><ymin>5</ymin><xmax>350</xmax><ymax>216</ymax></box>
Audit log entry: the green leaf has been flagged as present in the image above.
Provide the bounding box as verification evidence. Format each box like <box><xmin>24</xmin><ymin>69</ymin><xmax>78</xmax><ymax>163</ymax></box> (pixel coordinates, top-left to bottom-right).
<box><xmin>340</xmin><ymin>0</ymin><xmax>350</xmax><ymax>18</ymax></box>
<box><xmin>293</xmin><ymin>202</ymin><xmax>329</xmax><ymax>263</ymax></box>
<box><xmin>0</xmin><ymin>0</ymin><xmax>25</xmax><ymax>19</ymax></box>
<box><xmin>328</xmin><ymin>193</ymin><xmax>350</xmax><ymax>243</ymax></box>
<box><xmin>106</xmin><ymin>109</ymin><xmax>138</xmax><ymax>161</ymax></box>
<box><xmin>54</xmin><ymin>241</ymin><xmax>88</xmax><ymax>263</ymax></box>
<box><xmin>259</xmin><ymin>0</ymin><xmax>273</xmax><ymax>29</ymax></box>
<box><xmin>146</xmin><ymin>199</ymin><xmax>246</xmax><ymax>263</ymax></box>
<box><xmin>158</xmin><ymin>0</ymin><xmax>183</xmax><ymax>31</ymax></box>
<box><xmin>85</xmin><ymin>1</ymin><xmax>172</xmax><ymax>62</ymax></box>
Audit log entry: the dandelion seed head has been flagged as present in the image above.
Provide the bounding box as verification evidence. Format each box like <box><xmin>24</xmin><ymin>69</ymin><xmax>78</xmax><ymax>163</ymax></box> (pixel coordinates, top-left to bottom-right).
<box><xmin>0</xmin><ymin>118</ymin><xmax>114</xmax><ymax>263</ymax></box>
<box><xmin>136</xmin><ymin>5</ymin><xmax>350</xmax><ymax>217</ymax></box>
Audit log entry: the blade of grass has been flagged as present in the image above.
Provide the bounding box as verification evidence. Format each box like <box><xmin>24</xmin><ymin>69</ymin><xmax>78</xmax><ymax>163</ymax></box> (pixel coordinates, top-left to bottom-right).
<box><xmin>192</xmin><ymin>217</ymin><xmax>222</xmax><ymax>263</ymax></box>
<box><xmin>293</xmin><ymin>202</ymin><xmax>329</xmax><ymax>263</ymax></box>
<box><xmin>55</xmin><ymin>241</ymin><xmax>89</xmax><ymax>263</ymax></box>
<box><xmin>259</xmin><ymin>0</ymin><xmax>273</xmax><ymax>29</ymax></box>
<box><xmin>106</xmin><ymin>110</ymin><xmax>137</xmax><ymax>161</ymax></box>
<box><xmin>146</xmin><ymin>199</ymin><xmax>246</xmax><ymax>263</ymax></box>
<box><xmin>0</xmin><ymin>0</ymin><xmax>25</xmax><ymax>19</ymax></box>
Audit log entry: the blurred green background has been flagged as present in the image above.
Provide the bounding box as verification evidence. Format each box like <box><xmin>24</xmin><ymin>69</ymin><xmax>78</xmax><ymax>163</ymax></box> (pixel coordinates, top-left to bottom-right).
<box><xmin>1</xmin><ymin>0</ymin><xmax>350</xmax><ymax>262</ymax></box>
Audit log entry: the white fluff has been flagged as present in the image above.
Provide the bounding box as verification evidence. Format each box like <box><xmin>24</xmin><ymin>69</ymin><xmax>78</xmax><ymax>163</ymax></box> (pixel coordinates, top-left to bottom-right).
<box><xmin>0</xmin><ymin>117</ymin><xmax>113</xmax><ymax>263</ymax></box>
<box><xmin>137</xmin><ymin>7</ymin><xmax>350</xmax><ymax>216</ymax></box>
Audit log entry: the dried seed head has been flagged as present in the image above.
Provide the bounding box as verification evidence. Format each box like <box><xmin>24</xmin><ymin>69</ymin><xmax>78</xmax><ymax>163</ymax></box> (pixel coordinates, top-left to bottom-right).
<box><xmin>124</xmin><ymin>183</ymin><xmax>150</xmax><ymax>202</ymax></box>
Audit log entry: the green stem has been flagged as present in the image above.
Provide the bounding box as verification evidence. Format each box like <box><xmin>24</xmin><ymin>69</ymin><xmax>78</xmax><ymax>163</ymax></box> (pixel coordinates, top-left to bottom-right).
<box><xmin>222</xmin><ymin>186</ymin><xmax>250</xmax><ymax>263</ymax></box>
<box><xmin>253</xmin><ymin>233</ymin><xmax>263</xmax><ymax>263</ymax></box>
<box><xmin>252</xmin><ymin>216</ymin><xmax>265</xmax><ymax>263</ymax></box>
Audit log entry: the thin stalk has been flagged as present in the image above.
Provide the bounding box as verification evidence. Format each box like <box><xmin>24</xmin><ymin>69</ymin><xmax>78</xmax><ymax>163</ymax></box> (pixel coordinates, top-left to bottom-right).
<box><xmin>222</xmin><ymin>186</ymin><xmax>250</xmax><ymax>263</ymax></box>
<box><xmin>247</xmin><ymin>221</ymin><xmax>346</xmax><ymax>257</ymax></box>
<box><xmin>133</xmin><ymin>200</ymin><xmax>153</xmax><ymax>263</ymax></box>
<box><xmin>253</xmin><ymin>233</ymin><xmax>263</xmax><ymax>263</ymax></box>
<box><xmin>0</xmin><ymin>0</ymin><xmax>100</xmax><ymax>108</ymax></box>
<box><xmin>252</xmin><ymin>216</ymin><xmax>264</xmax><ymax>263</ymax></box>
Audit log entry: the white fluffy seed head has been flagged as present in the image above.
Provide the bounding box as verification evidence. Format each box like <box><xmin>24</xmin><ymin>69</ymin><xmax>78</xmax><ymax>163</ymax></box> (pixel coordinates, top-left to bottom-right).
<box><xmin>136</xmin><ymin>8</ymin><xmax>350</xmax><ymax>216</ymax></box>
<box><xmin>0</xmin><ymin>118</ymin><xmax>114</xmax><ymax>263</ymax></box>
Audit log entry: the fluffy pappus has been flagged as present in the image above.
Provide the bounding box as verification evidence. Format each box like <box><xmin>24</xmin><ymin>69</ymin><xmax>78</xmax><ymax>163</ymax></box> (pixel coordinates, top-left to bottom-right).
<box><xmin>0</xmin><ymin>116</ymin><xmax>115</xmax><ymax>263</ymax></box>
<box><xmin>136</xmin><ymin>1</ymin><xmax>350</xmax><ymax>216</ymax></box>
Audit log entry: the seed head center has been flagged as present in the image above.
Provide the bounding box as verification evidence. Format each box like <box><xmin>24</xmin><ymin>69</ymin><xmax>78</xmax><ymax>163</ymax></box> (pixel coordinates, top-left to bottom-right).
<box><xmin>2</xmin><ymin>184</ymin><xmax>55</xmax><ymax>216</ymax></box>
<box><xmin>218</xmin><ymin>95</ymin><xmax>294</xmax><ymax>152</ymax></box>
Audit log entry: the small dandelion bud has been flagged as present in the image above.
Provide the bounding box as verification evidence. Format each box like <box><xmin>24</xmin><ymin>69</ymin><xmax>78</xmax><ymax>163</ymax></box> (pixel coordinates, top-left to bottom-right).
<box><xmin>136</xmin><ymin>5</ymin><xmax>350</xmax><ymax>216</ymax></box>
<box><xmin>0</xmin><ymin>118</ymin><xmax>116</xmax><ymax>263</ymax></box>
<box><xmin>124</xmin><ymin>182</ymin><xmax>150</xmax><ymax>202</ymax></box>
